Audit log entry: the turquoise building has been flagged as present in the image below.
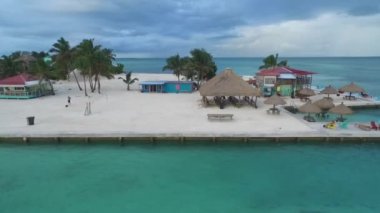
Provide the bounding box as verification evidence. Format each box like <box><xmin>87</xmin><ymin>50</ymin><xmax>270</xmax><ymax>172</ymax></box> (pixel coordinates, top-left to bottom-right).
<box><xmin>140</xmin><ymin>81</ymin><xmax>194</xmax><ymax>93</ymax></box>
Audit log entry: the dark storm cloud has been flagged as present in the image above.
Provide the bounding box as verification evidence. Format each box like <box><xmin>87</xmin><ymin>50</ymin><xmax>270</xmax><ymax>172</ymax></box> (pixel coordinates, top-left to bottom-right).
<box><xmin>1</xmin><ymin>0</ymin><xmax>379</xmax><ymax>56</ymax></box>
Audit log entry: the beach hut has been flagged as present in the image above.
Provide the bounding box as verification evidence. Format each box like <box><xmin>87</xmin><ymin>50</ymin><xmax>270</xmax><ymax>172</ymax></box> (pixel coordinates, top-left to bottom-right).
<box><xmin>0</xmin><ymin>73</ymin><xmax>53</xmax><ymax>99</ymax></box>
<box><xmin>298</xmin><ymin>101</ymin><xmax>321</xmax><ymax>122</ymax></box>
<box><xmin>255</xmin><ymin>67</ymin><xmax>316</xmax><ymax>97</ymax></box>
<box><xmin>200</xmin><ymin>68</ymin><xmax>260</xmax><ymax>97</ymax></box>
<box><xmin>329</xmin><ymin>102</ymin><xmax>353</xmax><ymax>121</ymax></box>
<box><xmin>339</xmin><ymin>82</ymin><xmax>365</xmax><ymax>100</ymax></box>
<box><xmin>320</xmin><ymin>85</ymin><xmax>338</xmax><ymax>98</ymax></box>
<box><xmin>140</xmin><ymin>81</ymin><xmax>194</xmax><ymax>93</ymax></box>
<box><xmin>264</xmin><ymin>94</ymin><xmax>286</xmax><ymax>114</ymax></box>
<box><xmin>200</xmin><ymin>68</ymin><xmax>260</xmax><ymax>108</ymax></box>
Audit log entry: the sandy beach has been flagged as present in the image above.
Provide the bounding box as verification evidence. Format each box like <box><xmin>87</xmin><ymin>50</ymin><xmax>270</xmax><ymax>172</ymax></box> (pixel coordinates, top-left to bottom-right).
<box><xmin>0</xmin><ymin>73</ymin><xmax>379</xmax><ymax>138</ymax></box>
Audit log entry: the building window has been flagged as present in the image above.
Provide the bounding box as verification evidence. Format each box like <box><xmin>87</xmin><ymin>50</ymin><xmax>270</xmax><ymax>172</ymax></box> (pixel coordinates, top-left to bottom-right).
<box><xmin>264</xmin><ymin>77</ymin><xmax>276</xmax><ymax>85</ymax></box>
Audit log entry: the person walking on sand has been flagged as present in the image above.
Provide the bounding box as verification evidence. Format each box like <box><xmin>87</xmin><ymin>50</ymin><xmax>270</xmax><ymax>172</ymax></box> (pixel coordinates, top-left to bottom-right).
<box><xmin>67</xmin><ymin>96</ymin><xmax>71</xmax><ymax>105</ymax></box>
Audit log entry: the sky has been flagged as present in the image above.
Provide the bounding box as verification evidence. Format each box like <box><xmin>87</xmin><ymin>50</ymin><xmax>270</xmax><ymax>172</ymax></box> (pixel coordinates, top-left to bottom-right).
<box><xmin>1</xmin><ymin>0</ymin><xmax>380</xmax><ymax>57</ymax></box>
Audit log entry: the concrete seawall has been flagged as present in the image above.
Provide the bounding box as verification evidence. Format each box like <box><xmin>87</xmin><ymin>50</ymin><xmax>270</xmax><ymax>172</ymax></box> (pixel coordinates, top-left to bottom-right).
<box><xmin>1</xmin><ymin>135</ymin><xmax>380</xmax><ymax>145</ymax></box>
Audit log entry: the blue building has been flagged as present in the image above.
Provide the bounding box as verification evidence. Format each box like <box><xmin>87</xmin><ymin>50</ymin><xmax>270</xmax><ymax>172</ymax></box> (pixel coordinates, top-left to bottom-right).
<box><xmin>140</xmin><ymin>81</ymin><xmax>194</xmax><ymax>93</ymax></box>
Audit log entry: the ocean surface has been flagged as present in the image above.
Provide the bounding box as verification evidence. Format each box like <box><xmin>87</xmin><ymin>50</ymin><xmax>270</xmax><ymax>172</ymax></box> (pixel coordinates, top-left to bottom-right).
<box><xmin>117</xmin><ymin>57</ymin><xmax>380</xmax><ymax>97</ymax></box>
<box><xmin>1</xmin><ymin>143</ymin><xmax>380</xmax><ymax>213</ymax></box>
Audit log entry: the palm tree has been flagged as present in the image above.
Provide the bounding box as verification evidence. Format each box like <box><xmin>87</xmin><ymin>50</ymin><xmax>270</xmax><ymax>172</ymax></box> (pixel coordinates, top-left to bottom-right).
<box><xmin>118</xmin><ymin>71</ymin><xmax>138</xmax><ymax>90</ymax></box>
<box><xmin>259</xmin><ymin>53</ymin><xmax>288</xmax><ymax>69</ymax></box>
<box><xmin>50</xmin><ymin>37</ymin><xmax>82</xmax><ymax>90</ymax></box>
<box><xmin>74</xmin><ymin>39</ymin><xmax>118</xmax><ymax>94</ymax></box>
<box><xmin>162</xmin><ymin>54</ymin><xmax>186</xmax><ymax>81</ymax></box>
<box><xmin>0</xmin><ymin>54</ymin><xmax>22</xmax><ymax>78</ymax></box>
<box><xmin>181</xmin><ymin>56</ymin><xmax>195</xmax><ymax>81</ymax></box>
<box><xmin>190</xmin><ymin>48</ymin><xmax>217</xmax><ymax>85</ymax></box>
<box><xmin>74</xmin><ymin>39</ymin><xmax>101</xmax><ymax>96</ymax></box>
<box><xmin>92</xmin><ymin>48</ymin><xmax>115</xmax><ymax>93</ymax></box>
<box><xmin>31</xmin><ymin>59</ymin><xmax>55</xmax><ymax>95</ymax></box>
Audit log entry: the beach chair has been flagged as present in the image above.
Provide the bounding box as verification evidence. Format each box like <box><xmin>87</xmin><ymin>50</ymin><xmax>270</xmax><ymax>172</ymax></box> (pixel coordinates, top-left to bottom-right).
<box><xmin>370</xmin><ymin>121</ymin><xmax>378</xmax><ymax>130</ymax></box>
<box><xmin>303</xmin><ymin>115</ymin><xmax>316</xmax><ymax>122</ymax></box>
<box><xmin>356</xmin><ymin>124</ymin><xmax>372</xmax><ymax>131</ymax></box>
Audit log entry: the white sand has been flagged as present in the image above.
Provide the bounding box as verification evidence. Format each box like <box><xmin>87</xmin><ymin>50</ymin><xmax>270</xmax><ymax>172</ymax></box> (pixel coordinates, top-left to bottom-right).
<box><xmin>0</xmin><ymin>73</ymin><xmax>379</xmax><ymax>137</ymax></box>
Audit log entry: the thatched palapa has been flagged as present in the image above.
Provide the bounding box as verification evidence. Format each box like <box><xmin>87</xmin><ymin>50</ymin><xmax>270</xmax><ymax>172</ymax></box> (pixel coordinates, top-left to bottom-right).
<box><xmin>329</xmin><ymin>102</ymin><xmax>353</xmax><ymax>121</ymax></box>
<box><xmin>313</xmin><ymin>98</ymin><xmax>335</xmax><ymax>110</ymax></box>
<box><xmin>264</xmin><ymin>94</ymin><xmax>286</xmax><ymax>106</ymax></box>
<box><xmin>339</xmin><ymin>82</ymin><xmax>365</xmax><ymax>93</ymax></box>
<box><xmin>320</xmin><ymin>85</ymin><xmax>338</xmax><ymax>98</ymax></box>
<box><xmin>329</xmin><ymin>102</ymin><xmax>353</xmax><ymax>115</ymax></box>
<box><xmin>298</xmin><ymin>101</ymin><xmax>321</xmax><ymax>114</ymax></box>
<box><xmin>199</xmin><ymin>68</ymin><xmax>260</xmax><ymax>97</ymax></box>
<box><xmin>298</xmin><ymin>88</ymin><xmax>316</xmax><ymax>96</ymax></box>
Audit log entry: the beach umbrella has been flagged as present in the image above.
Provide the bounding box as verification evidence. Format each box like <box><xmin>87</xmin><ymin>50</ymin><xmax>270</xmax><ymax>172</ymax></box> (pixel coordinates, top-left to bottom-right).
<box><xmin>264</xmin><ymin>94</ymin><xmax>286</xmax><ymax>111</ymax></box>
<box><xmin>298</xmin><ymin>101</ymin><xmax>321</xmax><ymax>120</ymax></box>
<box><xmin>299</xmin><ymin>101</ymin><xmax>321</xmax><ymax>113</ymax></box>
<box><xmin>329</xmin><ymin>102</ymin><xmax>353</xmax><ymax>121</ymax></box>
<box><xmin>339</xmin><ymin>82</ymin><xmax>365</xmax><ymax>99</ymax></box>
<box><xmin>298</xmin><ymin>88</ymin><xmax>316</xmax><ymax>97</ymax></box>
<box><xmin>313</xmin><ymin>98</ymin><xmax>335</xmax><ymax>110</ymax></box>
<box><xmin>320</xmin><ymin>85</ymin><xmax>338</xmax><ymax>98</ymax></box>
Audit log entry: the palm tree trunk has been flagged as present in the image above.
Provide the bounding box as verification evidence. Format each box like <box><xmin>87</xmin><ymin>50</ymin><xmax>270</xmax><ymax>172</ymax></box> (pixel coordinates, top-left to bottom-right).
<box><xmin>92</xmin><ymin>74</ymin><xmax>98</xmax><ymax>93</ymax></box>
<box><xmin>97</xmin><ymin>77</ymin><xmax>101</xmax><ymax>94</ymax></box>
<box><xmin>83</xmin><ymin>74</ymin><xmax>88</xmax><ymax>96</ymax></box>
<box><xmin>71</xmin><ymin>69</ymin><xmax>83</xmax><ymax>91</ymax></box>
<box><xmin>89</xmin><ymin>75</ymin><xmax>94</xmax><ymax>92</ymax></box>
<box><xmin>47</xmin><ymin>79</ymin><xmax>55</xmax><ymax>95</ymax></box>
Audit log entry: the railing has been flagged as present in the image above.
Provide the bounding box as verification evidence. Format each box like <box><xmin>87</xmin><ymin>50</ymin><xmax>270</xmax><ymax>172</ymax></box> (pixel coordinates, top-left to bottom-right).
<box><xmin>0</xmin><ymin>90</ymin><xmax>52</xmax><ymax>98</ymax></box>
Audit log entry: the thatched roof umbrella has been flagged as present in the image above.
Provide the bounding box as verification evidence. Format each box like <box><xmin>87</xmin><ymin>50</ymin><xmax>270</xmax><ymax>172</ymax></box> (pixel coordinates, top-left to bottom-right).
<box><xmin>313</xmin><ymin>98</ymin><xmax>335</xmax><ymax>119</ymax></box>
<box><xmin>313</xmin><ymin>98</ymin><xmax>335</xmax><ymax>110</ymax></box>
<box><xmin>298</xmin><ymin>88</ymin><xmax>316</xmax><ymax>97</ymax></box>
<box><xmin>264</xmin><ymin>94</ymin><xmax>286</xmax><ymax>112</ymax></box>
<box><xmin>199</xmin><ymin>68</ymin><xmax>261</xmax><ymax>97</ymax></box>
<box><xmin>299</xmin><ymin>101</ymin><xmax>321</xmax><ymax>117</ymax></box>
<box><xmin>299</xmin><ymin>101</ymin><xmax>321</xmax><ymax>113</ymax></box>
<box><xmin>320</xmin><ymin>85</ymin><xmax>338</xmax><ymax>98</ymax></box>
<box><xmin>329</xmin><ymin>102</ymin><xmax>353</xmax><ymax>121</ymax></box>
<box><xmin>339</xmin><ymin>82</ymin><xmax>365</xmax><ymax>99</ymax></box>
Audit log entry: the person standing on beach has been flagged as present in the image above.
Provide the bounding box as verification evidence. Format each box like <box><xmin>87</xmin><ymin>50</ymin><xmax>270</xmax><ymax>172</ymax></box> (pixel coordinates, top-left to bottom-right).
<box><xmin>67</xmin><ymin>96</ymin><xmax>71</xmax><ymax>105</ymax></box>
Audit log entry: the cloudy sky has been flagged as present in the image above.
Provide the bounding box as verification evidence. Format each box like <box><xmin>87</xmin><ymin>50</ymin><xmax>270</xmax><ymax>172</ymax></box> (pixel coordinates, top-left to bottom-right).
<box><xmin>1</xmin><ymin>0</ymin><xmax>380</xmax><ymax>57</ymax></box>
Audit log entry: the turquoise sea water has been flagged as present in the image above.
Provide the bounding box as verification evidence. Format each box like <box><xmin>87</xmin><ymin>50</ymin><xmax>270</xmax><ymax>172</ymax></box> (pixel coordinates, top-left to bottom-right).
<box><xmin>117</xmin><ymin>57</ymin><xmax>380</xmax><ymax>97</ymax></box>
<box><xmin>1</xmin><ymin>143</ymin><xmax>380</xmax><ymax>213</ymax></box>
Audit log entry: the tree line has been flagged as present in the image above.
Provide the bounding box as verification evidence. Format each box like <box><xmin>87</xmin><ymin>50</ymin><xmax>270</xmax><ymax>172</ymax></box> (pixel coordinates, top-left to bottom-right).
<box><xmin>0</xmin><ymin>37</ymin><xmax>124</xmax><ymax>95</ymax></box>
<box><xmin>163</xmin><ymin>48</ymin><xmax>217</xmax><ymax>85</ymax></box>
<box><xmin>162</xmin><ymin>51</ymin><xmax>289</xmax><ymax>84</ymax></box>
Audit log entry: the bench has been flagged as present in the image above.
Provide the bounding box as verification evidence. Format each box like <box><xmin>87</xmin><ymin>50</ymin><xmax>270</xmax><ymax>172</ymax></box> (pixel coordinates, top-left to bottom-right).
<box><xmin>207</xmin><ymin>114</ymin><xmax>233</xmax><ymax>121</ymax></box>
<box><xmin>267</xmin><ymin>108</ymin><xmax>280</xmax><ymax>114</ymax></box>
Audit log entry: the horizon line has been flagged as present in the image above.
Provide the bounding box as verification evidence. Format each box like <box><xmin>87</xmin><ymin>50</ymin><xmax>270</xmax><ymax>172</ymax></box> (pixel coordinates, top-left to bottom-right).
<box><xmin>116</xmin><ymin>56</ymin><xmax>380</xmax><ymax>59</ymax></box>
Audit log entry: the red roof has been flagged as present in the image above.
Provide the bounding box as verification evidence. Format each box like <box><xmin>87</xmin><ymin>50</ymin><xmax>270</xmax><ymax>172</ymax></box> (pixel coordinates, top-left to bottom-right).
<box><xmin>257</xmin><ymin>67</ymin><xmax>316</xmax><ymax>76</ymax></box>
<box><xmin>0</xmin><ymin>73</ymin><xmax>39</xmax><ymax>85</ymax></box>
